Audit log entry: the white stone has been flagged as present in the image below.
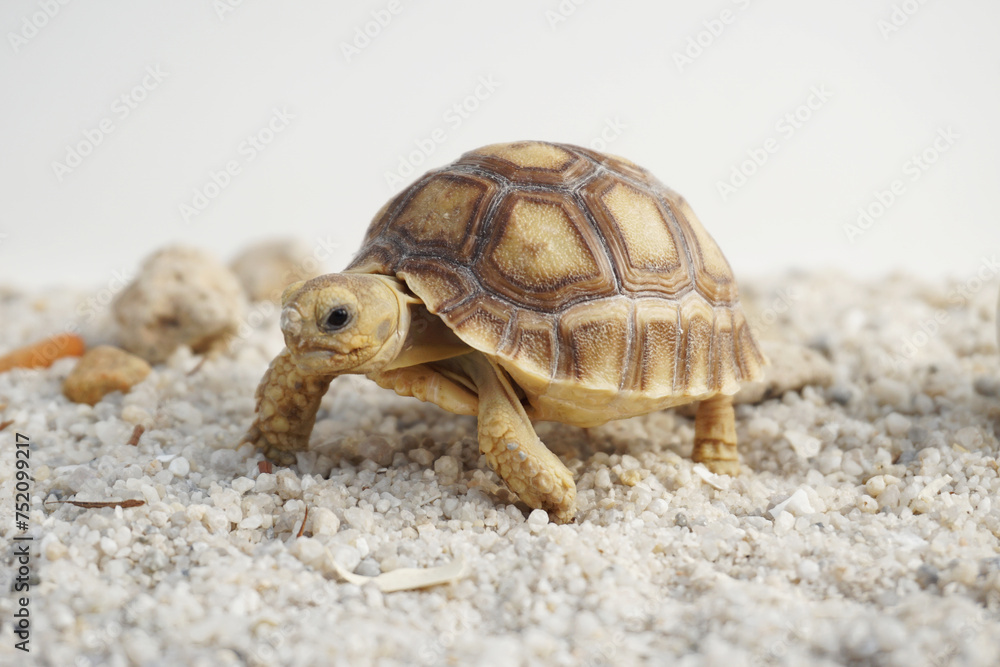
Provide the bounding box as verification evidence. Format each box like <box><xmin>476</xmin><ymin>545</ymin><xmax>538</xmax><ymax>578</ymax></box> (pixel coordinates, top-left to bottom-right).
<box><xmin>784</xmin><ymin>430</ymin><xmax>821</xmax><ymax>458</ymax></box>
<box><xmin>310</xmin><ymin>507</ymin><xmax>341</xmax><ymax>536</ymax></box>
<box><xmin>884</xmin><ymin>413</ymin><xmax>911</xmax><ymax>437</ymax></box>
<box><xmin>231</xmin><ymin>476</ymin><xmax>255</xmax><ymax>494</ymax></box>
<box><xmin>768</xmin><ymin>489</ymin><xmax>815</xmax><ymax>518</ymax></box>
<box><xmin>527</xmin><ymin>509</ymin><xmax>549</xmax><ymax>531</ymax></box>
<box><xmin>254</xmin><ymin>473</ymin><xmax>277</xmax><ymax>494</ymax></box>
<box><xmin>168</xmin><ymin>456</ymin><xmax>191</xmax><ymax>477</ymax></box>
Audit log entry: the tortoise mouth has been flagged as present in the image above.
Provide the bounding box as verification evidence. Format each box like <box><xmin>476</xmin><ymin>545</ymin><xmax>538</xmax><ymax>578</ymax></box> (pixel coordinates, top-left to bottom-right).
<box><xmin>289</xmin><ymin>347</ymin><xmax>341</xmax><ymax>374</ymax></box>
<box><xmin>289</xmin><ymin>345</ymin><xmax>374</xmax><ymax>374</ymax></box>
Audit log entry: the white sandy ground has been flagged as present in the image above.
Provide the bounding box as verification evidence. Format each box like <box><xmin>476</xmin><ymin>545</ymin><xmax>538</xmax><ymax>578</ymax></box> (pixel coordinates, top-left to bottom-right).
<box><xmin>2</xmin><ymin>270</ymin><xmax>1000</xmax><ymax>667</ymax></box>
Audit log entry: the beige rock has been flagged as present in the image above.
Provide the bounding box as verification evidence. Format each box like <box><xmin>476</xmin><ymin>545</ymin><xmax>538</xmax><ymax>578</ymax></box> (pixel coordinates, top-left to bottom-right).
<box><xmin>230</xmin><ymin>239</ymin><xmax>321</xmax><ymax>302</ymax></box>
<box><xmin>734</xmin><ymin>340</ymin><xmax>834</xmax><ymax>404</ymax></box>
<box><xmin>113</xmin><ymin>246</ymin><xmax>247</xmax><ymax>363</ymax></box>
<box><xmin>62</xmin><ymin>345</ymin><xmax>151</xmax><ymax>405</ymax></box>
<box><xmin>677</xmin><ymin>340</ymin><xmax>833</xmax><ymax>416</ymax></box>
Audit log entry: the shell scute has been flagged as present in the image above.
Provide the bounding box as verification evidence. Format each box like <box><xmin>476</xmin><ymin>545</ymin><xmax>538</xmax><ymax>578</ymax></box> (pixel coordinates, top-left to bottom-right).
<box><xmin>385</xmin><ymin>172</ymin><xmax>497</xmax><ymax>264</ymax></box>
<box><xmin>557</xmin><ymin>298</ymin><xmax>632</xmax><ymax>392</ymax></box>
<box><xmin>479</xmin><ymin>191</ymin><xmax>617</xmax><ymax>309</ymax></box>
<box><xmin>581</xmin><ymin>175</ymin><xmax>692</xmax><ymax>297</ymax></box>
<box><xmin>458</xmin><ymin>141</ymin><xmax>592</xmax><ymax>185</ymax></box>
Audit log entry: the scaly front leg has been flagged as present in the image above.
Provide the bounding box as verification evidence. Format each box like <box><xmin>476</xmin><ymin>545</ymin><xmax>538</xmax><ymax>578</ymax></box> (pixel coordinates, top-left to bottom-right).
<box><xmin>457</xmin><ymin>353</ymin><xmax>577</xmax><ymax>523</ymax></box>
<box><xmin>240</xmin><ymin>347</ymin><xmax>335</xmax><ymax>465</ymax></box>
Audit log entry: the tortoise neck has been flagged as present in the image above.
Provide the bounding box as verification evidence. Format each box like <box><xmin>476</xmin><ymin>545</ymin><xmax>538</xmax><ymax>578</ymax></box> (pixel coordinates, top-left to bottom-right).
<box><xmin>376</xmin><ymin>278</ymin><xmax>471</xmax><ymax>371</ymax></box>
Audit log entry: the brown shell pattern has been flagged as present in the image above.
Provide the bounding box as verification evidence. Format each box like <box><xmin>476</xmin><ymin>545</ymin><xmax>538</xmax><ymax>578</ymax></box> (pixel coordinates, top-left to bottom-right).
<box><xmin>347</xmin><ymin>141</ymin><xmax>765</xmax><ymax>398</ymax></box>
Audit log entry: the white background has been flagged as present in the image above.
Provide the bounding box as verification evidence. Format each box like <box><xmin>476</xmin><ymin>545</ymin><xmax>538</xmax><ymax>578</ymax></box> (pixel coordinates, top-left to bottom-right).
<box><xmin>1</xmin><ymin>0</ymin><xmax>998</xmax><ymax>290</ymax></box>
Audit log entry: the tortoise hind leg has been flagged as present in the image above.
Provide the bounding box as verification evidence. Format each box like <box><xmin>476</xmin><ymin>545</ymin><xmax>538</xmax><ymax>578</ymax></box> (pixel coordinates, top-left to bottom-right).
<box><xmin>456</xmin><ymin>353</ymin><xmax>577</xmax><ymax>523</ymax></box>
<box><xmin>692</xmin><ymin>394</ymin><xmax>741</xmax><ymax>476</ymax></box>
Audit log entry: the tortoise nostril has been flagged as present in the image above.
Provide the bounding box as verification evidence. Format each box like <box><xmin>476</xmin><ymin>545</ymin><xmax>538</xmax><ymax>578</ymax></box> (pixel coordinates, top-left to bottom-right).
<box><xmin>280</xmin><ymin>306</ymin><xmax>303</xmax><ymax>336</ymax></box>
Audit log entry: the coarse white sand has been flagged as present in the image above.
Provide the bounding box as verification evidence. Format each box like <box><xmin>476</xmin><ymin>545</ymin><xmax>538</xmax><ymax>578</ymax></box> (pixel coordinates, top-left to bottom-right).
<box><xmin>1</xmin><ymin>271</ymin><xmax>1000</xmax><ymax>666</ymax></box>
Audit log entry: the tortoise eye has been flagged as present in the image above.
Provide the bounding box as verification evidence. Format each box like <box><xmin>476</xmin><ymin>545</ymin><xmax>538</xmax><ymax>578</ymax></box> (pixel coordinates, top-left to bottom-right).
<box><xmin>321</xmin><ymin>306</ymin><xmax>351</xmax><ymax>332</ymax></box>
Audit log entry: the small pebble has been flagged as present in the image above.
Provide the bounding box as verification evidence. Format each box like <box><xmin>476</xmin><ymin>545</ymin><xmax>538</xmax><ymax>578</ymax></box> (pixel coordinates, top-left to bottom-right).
<box><xmin>954</xmin><ymin>426</ymin><xmax>983</xmax><ymax>450</ymax></box>
<box><xmin>434</xmin><ymin>456</ymin><xmax>461</xmax><ymax>482</ymax></box>
<box><xmin>972</xmin><ymin>375</ymin><xmax>1000</xmax><ymax>397</ymax></box>
<box><xmin>527</xmin><ymin>509</ymin><xmax>549</xmax><ymax>531</ymax></box>
<box><xmin>870</xmin><ymin>378</ymin><xmax>910</xmax><ymax>408</ymax></box>
<box><xmin>409</xmin><ymin>448</ymin><xmax>436</xmax><ymax>466</ymax></box>
<box><xmin>769</xmin><ymin>489</ymin><xmax>815</xmax><ymax>517</ymax></box>
<box><xmin>255</xmin><ymin>473</ymin><xmax>277</xmax><ymax>494</ymax></box>
<box><xmin>829</xmin><ymin>385</ymin><xmax>853</xmax><ymax>405</ymax></box>
<box><xmin>784</xmin><ymin>430</ymin><xmax>821</xmax><ymax>458</ymax></box>
<box><xmin>62</xmin><ymin>346</ymin><xmax>151</xmax><ymax>406</ymax></box>
<box><xmin>310</xmin><ymin>507</ymin><xmax>341</xmax><ymax>536</ymax></box>
<box><xmin>231</xmin><ymin>476</ymin><xmax>254</xmax><ymax>494</ymax></box>
<box><xmin>168</xmin><ymin>457</ymin><xmax>191</xmax><ymax>477</ymax></box>
<box><xmin>884</xmin><ymin>413</ymin><xmax>911</xmax><ymax>437</ymax></box>
<box><xmin>915</xmin><ymin>564</ymin><xmax>939</xmax><ymax>588</ymax></box>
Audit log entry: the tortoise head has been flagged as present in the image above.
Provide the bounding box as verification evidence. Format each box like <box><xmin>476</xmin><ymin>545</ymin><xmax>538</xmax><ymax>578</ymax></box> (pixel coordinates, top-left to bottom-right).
<box><xmin>278</xmin><ymin>273</ymin><xmax>414</xmax><ymax>375</ymax></box>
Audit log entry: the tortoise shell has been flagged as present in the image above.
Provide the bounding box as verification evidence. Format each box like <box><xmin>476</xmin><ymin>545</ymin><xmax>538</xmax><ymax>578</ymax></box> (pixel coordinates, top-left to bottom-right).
<box><xmin>347</xmin><ymin>141</ymin><xmax>765</xmax><ymax>424</ymax></box>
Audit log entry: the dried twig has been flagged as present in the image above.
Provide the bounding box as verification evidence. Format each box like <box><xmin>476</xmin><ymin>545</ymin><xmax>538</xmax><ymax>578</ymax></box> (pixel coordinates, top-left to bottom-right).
<box><xmin>297</xmin><ymin>506</ymin><xmax>309</xmax><ymax>538</ymax></box>
<box><xmin>258</xmin><ymin>460</ymin><xmax>273</xmax><ymax>474</ymax></box>
<box><xmin>0</xmin><ymin>419</ymin><xmax>14</xmax><ymax>432</ymax></box>
<box><xmin>186</xmin><ymin>357</ymin><xmax>207</xmax><ymax>376</ymax></box>
<box><xmin>46</xmin><ymin>499</ymin><xmax>146</xmax><ymax>509</ymax></box>
<box><xmin>126</xmin><ymin>424</ymin><xmax>145</xmax><ymax>446</ymax></box>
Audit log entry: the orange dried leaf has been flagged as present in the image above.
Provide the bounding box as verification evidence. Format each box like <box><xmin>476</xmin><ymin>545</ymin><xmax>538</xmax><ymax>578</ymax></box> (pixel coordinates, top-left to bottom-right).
<box><xmin>0</xmin><ymin>332</ymin><xmax>86</xmax><ymax>373</ymax></box>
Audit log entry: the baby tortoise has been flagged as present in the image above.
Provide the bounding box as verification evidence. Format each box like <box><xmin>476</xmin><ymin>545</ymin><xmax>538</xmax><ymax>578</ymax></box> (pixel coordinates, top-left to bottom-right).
<box><xmin>241</xmin><ymin>141</ymin><xmax>765</xmax><ymax>522</ymax></box>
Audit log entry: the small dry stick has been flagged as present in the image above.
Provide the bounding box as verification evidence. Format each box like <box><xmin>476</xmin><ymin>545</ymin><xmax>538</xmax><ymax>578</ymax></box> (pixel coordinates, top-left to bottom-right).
<box><xmin>258</xmin><ymin>460</ymin><xmax>274</xmax><ymax>474</ymax></box>
<box><xmin>0</xmin><ymin>332</ymin><xmax>86</xmax><ymax>373</ymax></box>
<box><xmin>186</xmin><ymin>357</ymin><xmax>207</xmax><ymax>376</ymax></box>
<box><xmin>0</xmin><ymin>419</ymin><xmax>14</xmax><ymax>432</ymax></box>
<box><xmin>126</xmin><ymin>424</ymin><xmax>145</xmax><ymax>446</ymax></box>
<box><xmin>297</xmin><ymin>506</ymin><xmax>309</xmax><ymax>538</ymax></box>
<box><xmin>46</xmin><ymin>499</ymin><xmax>146</xmax><ymax>509</ymax></box>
